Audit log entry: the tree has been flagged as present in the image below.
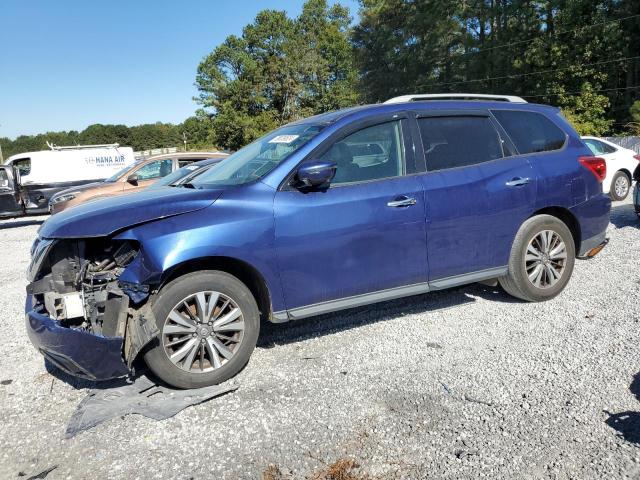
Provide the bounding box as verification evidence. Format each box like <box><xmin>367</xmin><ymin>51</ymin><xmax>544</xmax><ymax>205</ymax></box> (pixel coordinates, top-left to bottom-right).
<box><xmin>195</xmin><ymin>0</ymin><xmax>358</xmax><ymax>150</ymax></box>
<box><xmin>352</xmin><ymin>0</ymin><xmax>638</xmax><ymax>134</ymax></box>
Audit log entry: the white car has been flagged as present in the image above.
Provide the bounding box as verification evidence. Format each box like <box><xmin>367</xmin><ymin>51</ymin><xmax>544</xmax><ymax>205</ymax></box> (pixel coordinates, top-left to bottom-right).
<box><xmin>582</xmin><ymin>136</ymin><xmax>640</xmax><ymax>201</ymax></box>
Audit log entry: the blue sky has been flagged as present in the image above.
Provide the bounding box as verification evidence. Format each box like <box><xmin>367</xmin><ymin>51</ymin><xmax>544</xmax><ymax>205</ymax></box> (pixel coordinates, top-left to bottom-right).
<box><xmin>0</xmin><ymin>0</ymin><xmax>360</xmax><ymax>139</ymax></box>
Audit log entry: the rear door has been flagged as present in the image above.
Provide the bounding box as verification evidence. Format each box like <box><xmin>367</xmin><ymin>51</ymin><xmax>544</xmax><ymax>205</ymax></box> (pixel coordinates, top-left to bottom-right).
<box><xmin>415</xmin><ymin>110</ymin><xmax>537</xmax><ymax>283</ymax></box>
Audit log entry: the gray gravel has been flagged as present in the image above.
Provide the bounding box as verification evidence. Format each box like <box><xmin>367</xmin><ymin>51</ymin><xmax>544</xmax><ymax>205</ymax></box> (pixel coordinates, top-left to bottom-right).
<box><xmin>0</xmin><ymin>200</ymin><xmax>639</xmax><ymax>480</ymax></box>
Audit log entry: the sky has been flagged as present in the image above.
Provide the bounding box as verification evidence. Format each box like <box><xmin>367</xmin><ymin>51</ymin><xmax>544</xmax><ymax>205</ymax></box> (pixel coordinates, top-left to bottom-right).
<box><xmin>0</xmin><ymin>0</ymin><xmax>360</xmax><ymax>139</ymax></box>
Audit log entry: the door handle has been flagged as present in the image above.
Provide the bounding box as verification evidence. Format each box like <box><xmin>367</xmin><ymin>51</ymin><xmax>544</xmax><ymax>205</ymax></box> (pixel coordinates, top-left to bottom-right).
<box><xmin>387</xmin><ymin>196</ymin><xmax>417</xmax><ymax>208</ymax></box>
<box><xmin>505</xmin><ymin>177</ymin><xmax>531</xmax><ymax>187</ymax></box>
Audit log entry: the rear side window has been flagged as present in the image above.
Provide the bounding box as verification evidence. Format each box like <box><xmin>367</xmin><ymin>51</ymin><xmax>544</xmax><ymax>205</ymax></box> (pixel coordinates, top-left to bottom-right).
<box><xmin>492</xmin><ymin>110</ymin><xmax>566</xmax><ymax>154</ymax></box>
<box><xmin>417</xmin><ymin>116</ymin><xmax>503</xmax><ymax>171</ymax></box>
<box><xmin>584</xmin><ymin>139</ymin><xmax>616</xmax><ymax>155</ymax></box>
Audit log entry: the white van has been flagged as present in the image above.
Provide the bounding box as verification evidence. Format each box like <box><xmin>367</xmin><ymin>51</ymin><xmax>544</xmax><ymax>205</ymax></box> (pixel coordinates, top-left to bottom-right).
<box><xmin>0</xmin><ymin>143</ymin><xmax>135</xmax><ymax>218</ymax></box>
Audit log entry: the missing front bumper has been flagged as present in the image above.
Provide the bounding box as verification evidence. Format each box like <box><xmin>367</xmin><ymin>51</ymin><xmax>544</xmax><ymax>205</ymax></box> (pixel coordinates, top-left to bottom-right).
<box><xmin>25</xmin><ymin>296</ymin><xmax>129</xmax><ymax>380</ymax></box>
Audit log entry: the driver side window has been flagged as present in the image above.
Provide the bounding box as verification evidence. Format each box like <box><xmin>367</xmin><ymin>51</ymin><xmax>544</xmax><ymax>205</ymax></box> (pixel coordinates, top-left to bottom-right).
<box><xmin>135</xmin><ymin>159</ymin><xmax>173</xmax><ymax>180</ymax></box>
<box><xmin>321</xmin><ymin>120</ymin><xmax>407</xmax><ymax>185</ymax></box>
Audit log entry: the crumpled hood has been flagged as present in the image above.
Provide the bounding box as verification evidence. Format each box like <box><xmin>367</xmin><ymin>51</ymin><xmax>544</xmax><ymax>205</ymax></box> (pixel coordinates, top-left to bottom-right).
<box><xmin>40</xmin><ymin>187</ymin><xmax>224</xmax><ymax>239</ymax></box>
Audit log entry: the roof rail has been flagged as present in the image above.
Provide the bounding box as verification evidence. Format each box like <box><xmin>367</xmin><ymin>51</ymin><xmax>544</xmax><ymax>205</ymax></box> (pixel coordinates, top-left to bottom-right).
<box><xmin>46</xmin><ymin>142</ymin><xmax>121</xmax><ymax>151</ymax></box>
<box><xmin>384</xmin><ymin>93</ymin><xmax>527</xmax><ymax>104</ymax></box>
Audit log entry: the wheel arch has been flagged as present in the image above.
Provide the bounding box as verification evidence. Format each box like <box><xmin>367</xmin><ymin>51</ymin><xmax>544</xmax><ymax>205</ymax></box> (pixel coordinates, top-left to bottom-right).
<box><xmin>158</xmin><ymin>256</ymin><xmax>273</xmax><ymax>323</ymax></box>
<box><xmin>529</xmin><ymin>206</ymin><xmax>581</xmax><ymax>253</ymax></box>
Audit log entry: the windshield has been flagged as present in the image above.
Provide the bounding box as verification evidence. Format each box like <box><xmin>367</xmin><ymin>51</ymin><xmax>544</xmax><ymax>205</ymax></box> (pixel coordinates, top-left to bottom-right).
<box><xmin>105</xmin><ymin>161</ymin><xmax>141</xmax><ymax>182</ymax></box>
<box><xmin>189</xmin><ymin>123</ymin><xmax>324</xmax><ymax>187</ymax></box>
<box><xmin>150</xmin><ymin>164</ymin><xmax>202</xmax><ymax>188</ymax></box>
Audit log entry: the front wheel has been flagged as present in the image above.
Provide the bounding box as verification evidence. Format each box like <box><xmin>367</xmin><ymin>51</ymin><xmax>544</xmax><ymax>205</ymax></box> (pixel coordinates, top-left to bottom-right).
<box><xmin>144</xmin><ymin>271</ymin><xmax>260</xmax><ymax>389</ymax></box>
<box><xmin>499</xmin><ymin>215</ymin><xmax>575</xmax><ymax>302</ymax></box>
<box><xmin>610</xmin><ymin>171</ymin><xmax>631</xmax><ymax>201</ymax></box>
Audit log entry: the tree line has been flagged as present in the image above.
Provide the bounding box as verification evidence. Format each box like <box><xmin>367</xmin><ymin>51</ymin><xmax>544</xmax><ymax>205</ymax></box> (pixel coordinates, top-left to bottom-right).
<box><xmin>3</xmin><ymin>0</ymin><xmax>639</xmax><ymax>158</ymax></box>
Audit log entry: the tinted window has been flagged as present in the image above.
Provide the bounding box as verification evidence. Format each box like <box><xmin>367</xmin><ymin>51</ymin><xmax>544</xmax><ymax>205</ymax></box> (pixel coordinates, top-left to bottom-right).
<box><xmin>135</xmin><ymin>159</ymin><xmax>173</xmax><ymax>180</ymax></box>
<box><xmin>492</xmin><ymin>110</ymin><xmax>566</xmax><ymax>154</ymax></box>
<box><xmin>321</xmin><ymin>120</ymin><xmax>406</xmax><ymax>185</ymax></box>
<box><xmin>418</xmin><ymin>116</ymin><xmax>503</xmax><ymax>171</ymax></box>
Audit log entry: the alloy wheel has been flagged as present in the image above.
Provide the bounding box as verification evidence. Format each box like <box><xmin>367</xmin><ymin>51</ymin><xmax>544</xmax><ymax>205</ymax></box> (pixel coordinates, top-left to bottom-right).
<box><xmin>524</xmin><ymin>230</ymin><xmax>567</xmax><ymax>289</ymax></box>
<box><xmin>614</xmin><ymin>176</ymin><xmax>629</xmax><ymax>198</ymax></box>
<box><xmin>162</xmin><ymin>291</ymin><xmax>245</xmax><ymax>373</ymax></box>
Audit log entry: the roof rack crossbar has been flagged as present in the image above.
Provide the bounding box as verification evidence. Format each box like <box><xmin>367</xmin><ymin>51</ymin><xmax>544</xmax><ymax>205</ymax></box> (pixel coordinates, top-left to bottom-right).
<box><xmin>384</xmin><ymin>93</ymin><xmax>527</xmax><ymax>104</ymax></box>
<box><xmin>46</xmin><ymin>142</ymin><xmax>121</xmax><ymax>151</ymax></box>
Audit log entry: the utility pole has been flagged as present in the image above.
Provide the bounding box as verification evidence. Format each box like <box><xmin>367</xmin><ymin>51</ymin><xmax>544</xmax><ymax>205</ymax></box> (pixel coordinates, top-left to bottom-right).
<box><xmin>182</xmin><ymin>132</ymin><xmax>187</xmax><ymax>152</ymax></box>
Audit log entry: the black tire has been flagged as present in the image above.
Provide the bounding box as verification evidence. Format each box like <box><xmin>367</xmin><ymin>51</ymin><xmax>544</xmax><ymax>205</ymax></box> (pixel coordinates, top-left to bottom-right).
<box><xmin>610</xmin><ymin>171</ymin><xmax>631</xmax><ymax>201</ymax></box>
<box><xmin>499</xmin><ymin>214</ymin><xmax>575</xmax><ymax>302</ymax></box>
<box><xmin>144</xmin><ymin>270</ymin><xmax>260</xmax><ymax>389</ymax></box>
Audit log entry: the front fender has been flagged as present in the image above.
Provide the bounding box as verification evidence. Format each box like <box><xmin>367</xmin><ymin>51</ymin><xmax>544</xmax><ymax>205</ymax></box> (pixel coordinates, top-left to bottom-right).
<box><xmin>114</xmin><ymin>183</ymin><xmax>286</xmax><ymax>312</ymax></box>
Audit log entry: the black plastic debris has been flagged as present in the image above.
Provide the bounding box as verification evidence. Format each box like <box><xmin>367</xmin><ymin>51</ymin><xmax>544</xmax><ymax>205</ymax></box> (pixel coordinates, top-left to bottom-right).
<box><xmin>65</xmin><ymin>375</ymin><xmax>238</xmax><ymax>438</ymax></box>
<box><xmin>26</xmin><ymin>465</ymin><xmax>58</xmax><ymax>479</ymax></box>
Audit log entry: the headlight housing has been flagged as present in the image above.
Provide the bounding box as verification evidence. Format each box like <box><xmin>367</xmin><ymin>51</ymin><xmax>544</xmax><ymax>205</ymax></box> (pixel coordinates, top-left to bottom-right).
<box><xmin>50</xmin><ymin>192</ymin><xmax>77</xmax><ymax>205</ymax></box>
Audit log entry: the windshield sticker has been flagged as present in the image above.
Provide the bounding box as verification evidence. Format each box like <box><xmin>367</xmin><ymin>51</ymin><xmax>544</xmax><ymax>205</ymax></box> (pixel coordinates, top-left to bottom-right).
<box><xmin>268</xmin><ymin>135</ymin><xmax>299</xmax><ymax>144</ymax></box>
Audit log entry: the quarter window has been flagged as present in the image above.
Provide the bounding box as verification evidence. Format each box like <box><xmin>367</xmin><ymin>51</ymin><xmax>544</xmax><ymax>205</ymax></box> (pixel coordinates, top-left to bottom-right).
<box><xmin>321</xmin><ymin>120</ymin><xmax>406</xmax><ymax>185</ymax></box>
<box><xmin>417</xmin><ymin>116</ymin><xmax>504</xmax><ymax>171</ymax></box>
<box><xmin>492</xmin><ymin>110</ymin><xmax>566</xmax><ymax>154</ymax></box>
<box><xmin>135</xmin><ymin>159</ymin><xmax>173</xmax><ymax>180</ymax></box>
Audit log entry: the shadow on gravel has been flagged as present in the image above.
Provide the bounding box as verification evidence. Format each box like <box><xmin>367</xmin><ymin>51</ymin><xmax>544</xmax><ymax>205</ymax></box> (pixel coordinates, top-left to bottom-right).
<box><xmin>258</xmin><ymin>282</ymin><xmax>519</xmax><ymax>348</ymax></box>
<box><xmin>605</xmin><ymin>372</ymin><xmax>640</xmax><ymax>444</ymax></box>
<box><xmin>610</xmin><ymin>203</ymin><xmax>639</xmax><ymax>229</ymax></box>
<box><xmin>0</xmin><ymin>219</ymin><xmax>44</xmax><ymax>230</ymax></box>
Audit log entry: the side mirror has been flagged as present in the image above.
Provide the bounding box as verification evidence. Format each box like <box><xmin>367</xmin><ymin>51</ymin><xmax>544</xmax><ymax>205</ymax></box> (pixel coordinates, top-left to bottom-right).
<box><xmin>126</xmin><ymin>174</ymin><xmax>139</xmax><ymax>185</ymax></box>
<box><xmin>296</xmin><ymin>161</ymin><xmax>336</xmax><ymax>189</ymax></box>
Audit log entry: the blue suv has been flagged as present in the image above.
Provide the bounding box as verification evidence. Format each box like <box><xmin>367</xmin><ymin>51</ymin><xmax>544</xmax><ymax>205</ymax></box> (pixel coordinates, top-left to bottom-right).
<box><xmin>25</xmin><ymin>94</ymin><xmax>611</xmax><ymax>388</ymax></box>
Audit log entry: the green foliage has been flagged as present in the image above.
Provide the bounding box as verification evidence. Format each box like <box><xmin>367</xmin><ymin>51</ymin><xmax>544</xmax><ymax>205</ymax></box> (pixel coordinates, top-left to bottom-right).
<box><xmin>560</xmin><ymin>84</ymin><xmax>614</xmax><ymax>136</ymax></box>
<box><xmin>195</xmin><ymin>0</ymin><xmax>359</xmax><ymax>150</ymax></box>
<box><xmin>0</xmin><ymin>118</ymin><xmax>217</xmax><ymax>159</ymax></box>
<box><xmin>354</xmin><ymin>0</ymin><xmax>639</xmax><ymax>135</ymax></box>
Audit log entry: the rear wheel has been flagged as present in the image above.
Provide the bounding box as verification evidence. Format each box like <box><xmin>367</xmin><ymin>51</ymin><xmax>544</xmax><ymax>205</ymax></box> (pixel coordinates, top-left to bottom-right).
<box><xmin>144</xmin><ymin>271</ymin><xmax>260</xmax><ymax>389</ymax></box>
<box><xmin>499</xmin><ymin>215</ymin><xmax>575</xmax><ymax>302</ymax></box>
<box><xmin>610</xmin><ymin>171</ymin><xmax>631</xmax><ymax>201</ymax></box>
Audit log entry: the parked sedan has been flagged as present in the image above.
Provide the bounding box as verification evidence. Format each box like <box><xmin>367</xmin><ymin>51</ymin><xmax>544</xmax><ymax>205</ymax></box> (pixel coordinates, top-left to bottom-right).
<box><xmin>582</xmin><ymin>136</ymin><xmax>640</xmax><ymax>201</ymax></box>
<box><xmin>49</xmin><ymin>151</ymin><xmax>227</xmax><ymax>213</ymax></box>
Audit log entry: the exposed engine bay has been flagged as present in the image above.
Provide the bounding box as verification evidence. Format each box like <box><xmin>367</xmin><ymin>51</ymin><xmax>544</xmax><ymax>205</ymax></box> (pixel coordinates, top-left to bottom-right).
<box><xmin>27</xmin><ymin>237</ymin><xmax>158</xmax><ymax>369</ymax></box>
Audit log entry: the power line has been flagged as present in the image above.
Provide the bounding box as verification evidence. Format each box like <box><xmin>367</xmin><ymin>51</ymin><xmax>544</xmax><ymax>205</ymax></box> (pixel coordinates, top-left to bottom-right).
<box><xmin>449</xmin><ymin>13</ymin><xmax>640</xmax><ymax>60</ymax></box>
<box><xmin>521</xmin><ymin>84</ymin><xmax>640</xmax><ymax>100</ymax></box>
<box><xmin>417</xmin><ymin>55</ymin><xmax>640</xmax><ymax>89</ymax></box>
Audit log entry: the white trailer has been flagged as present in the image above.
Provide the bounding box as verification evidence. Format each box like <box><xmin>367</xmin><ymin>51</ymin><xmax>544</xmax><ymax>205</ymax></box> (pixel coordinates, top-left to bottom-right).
<box><xmin>0</xmin><ymin>143</ymin><xmax>135</xmax><ymax>217</ymax></box>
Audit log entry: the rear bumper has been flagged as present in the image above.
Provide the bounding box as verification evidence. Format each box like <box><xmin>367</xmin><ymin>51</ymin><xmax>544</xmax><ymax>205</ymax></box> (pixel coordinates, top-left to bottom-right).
<box><xmin>25</xmin><ymin>295</ymin><xmax>129</xmax><ymax>381</ymax></box>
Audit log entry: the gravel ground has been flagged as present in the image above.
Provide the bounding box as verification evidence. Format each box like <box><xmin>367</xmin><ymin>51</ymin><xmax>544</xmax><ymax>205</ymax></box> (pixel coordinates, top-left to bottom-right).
<box><xmin>0</xmin><ymin>199</ymin><xmax>639</xmax><ymax>480</ymax></box>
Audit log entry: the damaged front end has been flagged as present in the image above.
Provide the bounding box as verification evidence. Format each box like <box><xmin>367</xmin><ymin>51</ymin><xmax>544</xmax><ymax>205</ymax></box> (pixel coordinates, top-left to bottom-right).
<box><xmin>25</xmin><ymin>236</ymin><xmax>158</xmax><ymax>381</ymax></box>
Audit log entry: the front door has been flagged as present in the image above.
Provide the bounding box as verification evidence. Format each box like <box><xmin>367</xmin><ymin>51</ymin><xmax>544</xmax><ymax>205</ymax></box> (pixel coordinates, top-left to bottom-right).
<box><xmin>414</xmin><ymin>112</ymin><xmax>537</xmax><ymax>283</ymax></box>
<box><xmin>0</xmin><ymin>167</ymin><xmax>24</xmax><ymax>217</ymax></box>
<box><xmin>274</xmin><ymin>117</ymin><xmax>428</xmax><ymax>316</ymax></box>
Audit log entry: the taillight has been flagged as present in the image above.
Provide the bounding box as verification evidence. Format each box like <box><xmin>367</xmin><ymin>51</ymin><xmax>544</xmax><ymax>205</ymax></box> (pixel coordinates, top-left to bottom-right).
<box><xmin>579</xmin><ymin>156</ymin><xmax>606</xmax><ymax>182</ymax></box>
<box><xmin>633</xmin><ymin>154</ymin><xmax>640</xmax><ymax>162</ymax></box>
